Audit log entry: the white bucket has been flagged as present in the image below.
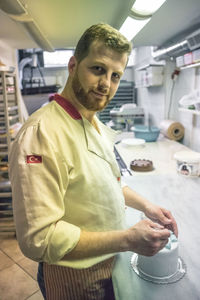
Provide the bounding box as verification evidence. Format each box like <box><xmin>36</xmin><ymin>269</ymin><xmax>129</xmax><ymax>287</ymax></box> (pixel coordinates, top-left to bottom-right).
<box><xmin>174</xmin><ymin>151</ymin><xmax>200</xmax><ymax>177</ymax></box>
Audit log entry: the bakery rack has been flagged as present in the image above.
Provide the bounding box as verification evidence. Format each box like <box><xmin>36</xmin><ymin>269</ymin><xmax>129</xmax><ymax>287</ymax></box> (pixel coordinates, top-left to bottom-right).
<box><xmin>0</xmin><ymin>67</ymin><xmax>22</xmax><ymax>235</ymax></box>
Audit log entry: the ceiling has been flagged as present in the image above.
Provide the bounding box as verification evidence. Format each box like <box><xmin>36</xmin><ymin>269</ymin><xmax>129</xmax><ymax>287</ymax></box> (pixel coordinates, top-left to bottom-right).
<box><xmin>0</xmin><ymin>0</ymin><xmax>200</xmax><ymax>51</ymax></box>
<box><xmin>0</xmin><ymin>0</ymin><xmax>134</xmax><ymax>50</ymax></box>
<box><xmin>132</xmin><ymin>0</ymin><xmax>200</xmax><ymax>48</ymax></box>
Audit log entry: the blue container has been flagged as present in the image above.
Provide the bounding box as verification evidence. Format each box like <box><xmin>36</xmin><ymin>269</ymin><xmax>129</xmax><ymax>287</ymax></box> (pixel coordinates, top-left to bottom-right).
<box><xmin>133</xmin><ymin>125</ymin><xmax>160</xmax><ymax>142</ymax></box>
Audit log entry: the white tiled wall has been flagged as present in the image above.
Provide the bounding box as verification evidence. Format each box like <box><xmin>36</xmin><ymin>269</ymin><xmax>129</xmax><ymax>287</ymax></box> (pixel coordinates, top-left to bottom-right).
<box><xmin>132</xmin><ymin>46</ymin><xmax>200</xmax><ymax>152</ymax></box>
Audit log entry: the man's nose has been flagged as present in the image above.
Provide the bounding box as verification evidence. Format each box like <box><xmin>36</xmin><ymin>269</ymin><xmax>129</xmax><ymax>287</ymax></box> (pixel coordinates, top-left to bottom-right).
<box><xmin>99</xmin><ymin>74</ymin><xmax>111</xmax><ymax>90</ymax></box>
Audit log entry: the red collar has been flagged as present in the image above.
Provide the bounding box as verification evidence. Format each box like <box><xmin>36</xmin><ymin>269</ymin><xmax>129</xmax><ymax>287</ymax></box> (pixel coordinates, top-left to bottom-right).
<box><xmin>53</xmin><ymin>94</ymin><xmax>82</xmax><ymax>120</ymax></box>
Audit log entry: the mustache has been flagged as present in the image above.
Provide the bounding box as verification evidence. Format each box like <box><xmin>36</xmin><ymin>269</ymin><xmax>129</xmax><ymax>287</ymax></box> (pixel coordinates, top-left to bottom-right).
<box><xmin>95</xmin><ymin>85</ymin><xmax>109</xmax><ymax>94</ymax></box>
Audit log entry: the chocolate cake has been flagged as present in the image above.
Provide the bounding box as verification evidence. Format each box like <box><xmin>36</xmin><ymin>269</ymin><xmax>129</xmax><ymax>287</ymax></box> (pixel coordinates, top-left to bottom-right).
<box><xmin>130</xmin><ymin>159</ymin><xmax>153</xmax><ymax>172</ymax></box>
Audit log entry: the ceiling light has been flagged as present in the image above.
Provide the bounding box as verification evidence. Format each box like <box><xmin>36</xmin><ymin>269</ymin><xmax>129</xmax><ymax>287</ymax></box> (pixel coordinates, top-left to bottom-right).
<box><xmin>132</xmin><ymin>0</ymin><xmax>167</xmax><ymax>17</ymax></box>
<box><xmin>119</xmin><ymin>16</ymin><xmax>150</xmax><ymax>41</ymax></box>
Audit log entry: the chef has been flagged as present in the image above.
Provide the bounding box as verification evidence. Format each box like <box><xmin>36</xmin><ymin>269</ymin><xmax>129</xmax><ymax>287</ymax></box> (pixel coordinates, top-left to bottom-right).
<box><xmin>9</xmin><ymin>23</ymin><xmax>178</xmax><ymax>300</ymax></box>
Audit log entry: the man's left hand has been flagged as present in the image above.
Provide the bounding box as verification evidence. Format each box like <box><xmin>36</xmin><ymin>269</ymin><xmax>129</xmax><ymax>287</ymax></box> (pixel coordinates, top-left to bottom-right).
<box><xmin>143</xmin><ymin>204</ymin><xmax>178</xmax><ymax>237</ymax></box>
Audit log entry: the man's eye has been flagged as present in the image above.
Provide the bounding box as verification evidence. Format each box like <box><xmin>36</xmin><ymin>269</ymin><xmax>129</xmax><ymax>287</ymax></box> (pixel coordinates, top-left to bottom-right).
<box><xmin>92</xmin><ymin>66</ymin><xmax>104</xmax><ymax>73</ymax></box>
<box><xmin>112</xmin><ymin>73</ymin><xmax>120</xmax><ymax>80</ymax></box>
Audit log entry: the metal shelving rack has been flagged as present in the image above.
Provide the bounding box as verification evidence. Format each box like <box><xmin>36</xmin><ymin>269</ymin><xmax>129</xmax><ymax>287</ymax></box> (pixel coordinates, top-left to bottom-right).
<box><xmin>98</xmin><ymin>80</ymin><xmax>136</xmax><ymax>124</ymax></box>
<box><xmin>0</xmin><ymin>68</ymin><xmax>22</xmax><ymax>234</ymax></box>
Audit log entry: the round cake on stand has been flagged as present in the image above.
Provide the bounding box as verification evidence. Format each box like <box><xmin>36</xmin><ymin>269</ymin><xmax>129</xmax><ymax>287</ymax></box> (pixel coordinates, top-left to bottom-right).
<box><xmin>131</xmin><ymin>232</ymin><xmax>186</xmax><ymax>284</ymax></box>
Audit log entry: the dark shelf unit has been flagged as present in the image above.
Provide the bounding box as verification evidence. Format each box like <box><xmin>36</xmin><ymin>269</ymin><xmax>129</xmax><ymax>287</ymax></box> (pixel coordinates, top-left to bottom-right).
<box><xmin>0</xmin><ymin>69</ymin><xmax>22</xmax><ymax>234</ymax></box>
<box><xmin>98</xmin><ymin>80</ymin><xmax>136</xmax><ymax>124</ymax></box>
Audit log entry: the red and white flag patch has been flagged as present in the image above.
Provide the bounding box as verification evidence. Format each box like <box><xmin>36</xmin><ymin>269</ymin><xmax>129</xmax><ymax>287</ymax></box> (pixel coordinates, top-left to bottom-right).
<box><xmin>26</xmin><ymin>155</ymin><xmax>42</xmax><ymax>164</ymax></box>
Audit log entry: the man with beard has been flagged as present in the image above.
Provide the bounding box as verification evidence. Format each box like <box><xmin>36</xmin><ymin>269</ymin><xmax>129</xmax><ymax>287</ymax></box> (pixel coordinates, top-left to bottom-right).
<box><xmin>9</xmin><ymin>23</ymin><xmax>178</xmax><ymax>300</ymax></box>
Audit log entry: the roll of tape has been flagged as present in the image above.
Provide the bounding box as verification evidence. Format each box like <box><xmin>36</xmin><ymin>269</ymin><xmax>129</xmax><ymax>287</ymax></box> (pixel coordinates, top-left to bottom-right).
<box><xmin>160</xmin><ymin>120</ymin><xmax>184</xmax><ymax>141</ymax></box>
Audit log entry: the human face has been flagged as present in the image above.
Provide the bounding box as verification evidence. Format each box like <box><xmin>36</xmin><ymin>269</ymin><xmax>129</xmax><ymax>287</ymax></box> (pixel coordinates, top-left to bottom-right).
<box><xmin>71</xmin><ymin>41</ymin><xmax>128</xmax><ymax>112</ymax></box>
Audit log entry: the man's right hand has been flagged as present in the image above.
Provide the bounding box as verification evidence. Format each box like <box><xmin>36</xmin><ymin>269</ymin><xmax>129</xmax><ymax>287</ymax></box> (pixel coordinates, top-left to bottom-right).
<box><xmin>63</xmin><ymin>219</ymin><xmax>171</xmax><ymax>260</ymax></box>
<box><xmin>125</xmin><ymin>219</ymin><xmax>170</xmax><ymax>256</ymax></box>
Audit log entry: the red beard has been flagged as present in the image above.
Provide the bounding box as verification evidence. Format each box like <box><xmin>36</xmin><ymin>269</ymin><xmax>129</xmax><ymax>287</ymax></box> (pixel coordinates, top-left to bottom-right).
<box><xmin>71</xmin><ymin>71</ymin><xmax>111</xmax><ymax>111</ymax></box>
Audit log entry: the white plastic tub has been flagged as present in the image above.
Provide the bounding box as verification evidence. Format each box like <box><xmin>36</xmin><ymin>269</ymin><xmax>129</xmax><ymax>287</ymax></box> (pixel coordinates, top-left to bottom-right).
<box><xmin>174</xmin><ymin>150</ymin><xmax>200</xmax><ymax>177</ymax></box>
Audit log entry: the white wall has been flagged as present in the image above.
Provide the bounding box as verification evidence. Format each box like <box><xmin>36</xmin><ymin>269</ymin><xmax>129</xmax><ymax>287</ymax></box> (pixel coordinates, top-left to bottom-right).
<box><xmin>175</xmin><ymin>68</ymin><xmax>200</xmax><ymax>150</ymax></box>
<box><xmin>0</xmin><ymin>40</ymin><xmax>29</xmax><ymax>120</ymax></box>
<box><xmin>0</xmin><ymin>40</ymin><xmax>17</xmax><ymax>66</ymax></box>
<box><xmin>121</xmin><ymin>66</ymin><xmax>134</xmax><ymax>82</ymax></box>
<box><xmin>133</xmin><ymin>46</ymin><xmax>200</xmax><ymax>152</ymax></box>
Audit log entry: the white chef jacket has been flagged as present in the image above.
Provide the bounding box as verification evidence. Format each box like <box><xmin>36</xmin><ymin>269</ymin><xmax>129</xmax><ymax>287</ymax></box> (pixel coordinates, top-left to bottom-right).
<box><xmin>9</xmin><ymin>94</ymin><xmax>126</xmax><ymax>268</ymax></box>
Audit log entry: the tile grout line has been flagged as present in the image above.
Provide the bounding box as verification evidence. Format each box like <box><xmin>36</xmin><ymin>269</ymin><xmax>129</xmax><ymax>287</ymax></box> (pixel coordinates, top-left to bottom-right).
<box><xmin>0</xmin><ymin>248</ymin><xmax>40</xmax><ymax>300</ymax></box>
<box><xmin>16</xmin><ymin>260</ymin><xmax>38</xmax><ymax>282</ymax></box>
<box><xmin>0</xmin><ymin>248</ymin><xmax>17</xmax><ymax>272</ymax></box>
<box><xmin>25</xmin><ymin>289</ymin><xmax>41</xmax><ymax>300</ymax></box>
<box><xmin>0</xmin><ymin>247</ymin><xmax>38</xmax><ymax>281</ymax></box>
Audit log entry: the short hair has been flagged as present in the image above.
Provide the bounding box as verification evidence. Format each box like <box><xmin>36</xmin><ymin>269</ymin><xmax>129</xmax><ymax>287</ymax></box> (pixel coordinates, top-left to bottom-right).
<box><xmin>74</xmin><ymin>23</ymin><xmax>132</xmax><ymax>63</ymax></box>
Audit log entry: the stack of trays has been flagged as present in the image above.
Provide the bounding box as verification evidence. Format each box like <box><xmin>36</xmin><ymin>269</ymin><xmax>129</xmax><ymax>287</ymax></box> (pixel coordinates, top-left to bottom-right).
<box><xmin>0</xmin><ymin>68</ymin><xmax>21</xmax><ymax>235</ymax></box>
<box><xmin>0</xmin><ymin>179</ymin><xmax>15</xmax><ymax>233</ymax></box>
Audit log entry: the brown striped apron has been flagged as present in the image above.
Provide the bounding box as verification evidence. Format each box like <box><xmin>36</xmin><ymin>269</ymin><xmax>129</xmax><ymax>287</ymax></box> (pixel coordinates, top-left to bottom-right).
<box><xmin>43</xmin><ymin>257</ymin><xmax>116</xmax><ymax>300</ymax></box>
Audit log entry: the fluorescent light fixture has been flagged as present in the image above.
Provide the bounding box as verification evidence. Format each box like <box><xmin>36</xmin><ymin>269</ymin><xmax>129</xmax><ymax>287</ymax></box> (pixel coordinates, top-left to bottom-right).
<box><xmin>132</xmin><ymin>0</ymin><xmax>167</xmax><ymax>16</ymax></box>
<box><xmin>120</xmin><ymin>16</ymin><xmax>150</xmax><ymax>41</ymax></box>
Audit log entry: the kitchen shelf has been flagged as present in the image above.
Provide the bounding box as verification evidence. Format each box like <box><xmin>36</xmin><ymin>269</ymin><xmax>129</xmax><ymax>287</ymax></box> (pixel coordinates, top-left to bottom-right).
<box><xmin>135</xmin><ymin>64</ymin><xmax>164</xmax><ymax>88</ymax></box>
<box><xmin>0</xmin><ymin>69</ymin><xmax>22</xmax><ymax>234</ymax></box>
<box><xmin>0</xmin><ymin>161</ymin><xmax>8</xmax><ymax>165</ymax></box>
<box><xmin>0</xmin><ymin>114</ymin><xmax>19</xmax><ymax>121</ymax></box>
<box><xmin>179</xmin><ymin>108</ymin><xmax>200</xmax><ymax>115</ymax></box>
<box><xmin>0</xmin><ymin>152</ymin><xmax>8</xmax><ymax>156</ymax></box>
<box><xmin>0</xmin><ymin>192</ymin><xmax>12</xmax><ymax>197</ymax></box>
<box><xmin>180</xmin><ymin>62</ymin><xmax>200</xmax><ymax>70</ymax></box>
<box><xmin>135</xmin><ymin>63</ymin><xmax>165</xmax><ymax>71</ymax></box>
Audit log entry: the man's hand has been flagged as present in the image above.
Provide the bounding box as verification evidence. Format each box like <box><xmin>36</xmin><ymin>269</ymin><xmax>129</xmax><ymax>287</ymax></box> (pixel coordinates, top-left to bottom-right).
<box><xmin>123</xmin><ymin>186</ymin><xmax>178</xmax><ymax>237</ymax></box>
<box><xmin>143</xmin><ymin>203</ymin><xmax>178</xmax><ymax>237</ymax></box>
<box><xmin>125</xmin><ymin>219</ymin><xmax>170</xmax><ymax>256</ymax></box>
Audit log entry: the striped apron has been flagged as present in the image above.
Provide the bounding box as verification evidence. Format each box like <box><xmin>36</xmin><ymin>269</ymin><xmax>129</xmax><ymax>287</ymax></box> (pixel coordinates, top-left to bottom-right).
<box><xmin>43</xmin><ymin>257</ymin><xmax>116</xmax><ymax>300</ymax></box>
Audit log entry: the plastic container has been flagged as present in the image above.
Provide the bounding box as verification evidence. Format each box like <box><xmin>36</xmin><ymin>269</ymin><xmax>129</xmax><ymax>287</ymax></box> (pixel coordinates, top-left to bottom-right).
<box><xmin>176</xmin><ymin>55</ymin><xmax>184</xmax><ymax>67</ymax></box>
<box><xmin>184</xmin><ymin>52</ymin><xmax>193</xmax><ymax>65</ymax></box>
<box><xmin>174</xmin><ymin>150</ymin><xmax>200</xmax><ymax>177</ymax></box>
<box><xmin>132</xmin><ymin>125</ymin><xmax>160</xmax><ymax>142</ymax></box>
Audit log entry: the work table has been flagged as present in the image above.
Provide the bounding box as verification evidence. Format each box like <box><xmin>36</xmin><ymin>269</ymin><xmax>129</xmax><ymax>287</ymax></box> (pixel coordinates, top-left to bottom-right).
<box><xmin>112</xmin><ymin>135</ymin><xmax>200</xmax><ymax>300</ymax></box>
<box><xmin>115</xmin><ymin>133</ymin><xmax>190</xmax><ymax>176</ymax></box>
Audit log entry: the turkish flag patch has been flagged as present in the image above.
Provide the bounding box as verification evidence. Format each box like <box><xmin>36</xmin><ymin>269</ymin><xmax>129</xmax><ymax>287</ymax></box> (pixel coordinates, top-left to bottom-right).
<box><xmin>26</xmin><ymin>155</ymin><xmax>42</xmax><ymax>164</ymax></box>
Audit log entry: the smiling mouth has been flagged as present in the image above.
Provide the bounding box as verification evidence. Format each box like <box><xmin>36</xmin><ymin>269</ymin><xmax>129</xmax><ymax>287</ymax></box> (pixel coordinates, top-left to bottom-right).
<box><xmin>92</xmin><ymin>91</ymin><xmax>107</xmax><ymax>98</ymax></box>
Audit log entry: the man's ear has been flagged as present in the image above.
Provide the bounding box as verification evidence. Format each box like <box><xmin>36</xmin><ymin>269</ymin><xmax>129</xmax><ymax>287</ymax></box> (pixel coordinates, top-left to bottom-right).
<box><xmin>68</xmin><ymin>56</ymin><xmax>77</xmax><ymax>74</ymax></box>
